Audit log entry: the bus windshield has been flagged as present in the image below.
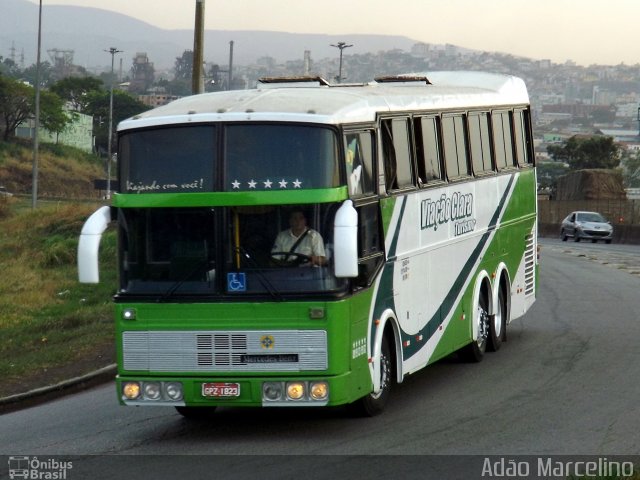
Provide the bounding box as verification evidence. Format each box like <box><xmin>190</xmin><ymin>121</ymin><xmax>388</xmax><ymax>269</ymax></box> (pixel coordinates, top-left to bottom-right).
<box><xmin>118</xmin><ymin>124</ymin><xmax>340</xmax><ymax>193</ymax></box>
<box><xmin>117</xmin><ymin>204</ymin><xmax>347</xmax><ymax>298</ymax></box>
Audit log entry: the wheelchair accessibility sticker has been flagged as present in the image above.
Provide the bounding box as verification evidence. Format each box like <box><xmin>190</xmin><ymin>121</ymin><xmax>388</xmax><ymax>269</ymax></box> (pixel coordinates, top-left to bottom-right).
<box><xmin>227</xmin><ymin>272</ymin><xmax>247</xmax><ymax>292</ymax></box>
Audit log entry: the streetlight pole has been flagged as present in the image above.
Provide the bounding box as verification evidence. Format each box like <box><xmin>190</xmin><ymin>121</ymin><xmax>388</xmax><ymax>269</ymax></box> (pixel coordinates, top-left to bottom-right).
<box><xmin>105</xmin><ymin>47</ymin><xmax>122</xmax><ymax>199</ymax></box>
<box><xmin>31</xmin><ymin>0</ymin><xmax>43</xmax><ymax>209</ymax></box>
<box><xmin>330</xmin><ymin>42</ymin><xmax>353</xmax><ymax>83</ymax></box>
<box><xmin>192</xmin><ymin>0</ymin><xmax>205</xmax><ymax>94</ymax></box>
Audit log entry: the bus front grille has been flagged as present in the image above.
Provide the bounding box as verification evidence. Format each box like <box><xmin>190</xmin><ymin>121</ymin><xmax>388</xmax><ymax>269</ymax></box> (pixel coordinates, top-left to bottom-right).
<box><xmin>122</xmin><ymin>330</ymin><xmax>328</xmax><ymax>372</ymax></box>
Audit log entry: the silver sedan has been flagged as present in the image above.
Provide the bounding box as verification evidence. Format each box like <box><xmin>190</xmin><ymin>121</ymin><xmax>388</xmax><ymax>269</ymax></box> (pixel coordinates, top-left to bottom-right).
<box><xmin>560</xmin><ymin>211</ymin><xmax>613</xmax><ymax>243</ymax></box>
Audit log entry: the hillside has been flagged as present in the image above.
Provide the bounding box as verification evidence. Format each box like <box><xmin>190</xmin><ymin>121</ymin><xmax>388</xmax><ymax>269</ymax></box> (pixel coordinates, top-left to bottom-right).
<box><xmin>3</xmin><ymin>0</ymin><xmax>418</xmax><ymax>70</ymax></box>
<box><xmin>0</xmin><ymin>141</ymin><xmax>116</xmax><ymax>400</ymax></box>
<box><xmin>0</xmin><ymin>140</ymin><xmax>105</xmax><ymax>198</ymax></box>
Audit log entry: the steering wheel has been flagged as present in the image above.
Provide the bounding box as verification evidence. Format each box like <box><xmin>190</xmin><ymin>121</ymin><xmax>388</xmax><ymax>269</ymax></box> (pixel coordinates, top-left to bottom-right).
<box><xmin>270</xmin><ymin>251</ymin><xmax>312</xmax><ymax>266</ymax></box>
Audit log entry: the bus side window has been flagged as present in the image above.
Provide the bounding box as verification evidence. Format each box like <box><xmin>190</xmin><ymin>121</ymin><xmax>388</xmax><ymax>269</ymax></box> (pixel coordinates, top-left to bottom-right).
<box><xmin>356</xmin><ymin>202</ymin><xmax>384</xmax><ymax>287</ymax></box>
<box><xmin>442</xmin><ymin>114</ymin><xmax>470</xmax><ymax>179</ymax></box>
<box><xmin>492</xmin><ymin>111</ymin><xmax>515</xmax><ymax>170</ymax></box>
<box><xmin>345</xmin><ymin>131</ymin><xmax>375</xmax><ymax>196</ymax></box>
<box><xmin>414</xmin><ymin>115</ymin><xmax>443</xmax><ymax>184</ymax></box>
<box><xmin>468</xmin><ymin>112</ymin><xmax>493</xmax><ymax>175</ymax></box>
<box><xmin>381</xmin><ymin>118</ymin><xmax>414</xmax><ymax>191</ymax></box>
<box><xmin>513</xmin><ymin>109</ymin><xmax>533</xmax><ymax>166</ymax></box>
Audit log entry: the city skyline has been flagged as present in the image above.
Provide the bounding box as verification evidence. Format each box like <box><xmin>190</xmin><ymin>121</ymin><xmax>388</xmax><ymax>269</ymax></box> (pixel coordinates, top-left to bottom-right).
<box><xmin>21</xmin><ymin>0</ymin><xmax>640</xmax><ymax>67</ymax></box>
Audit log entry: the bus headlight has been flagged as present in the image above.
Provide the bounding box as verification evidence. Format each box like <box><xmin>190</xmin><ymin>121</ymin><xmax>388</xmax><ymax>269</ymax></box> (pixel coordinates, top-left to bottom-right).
<box><xmin>143</xmin><ymin>382</ymin><xmax>162</xmax><ymax>400</ymax></box>
<box><xmin>165</xmin><ymin>382</ymin><xmax>184</xmax><ymax>401</ymax></box>
<box><xmin>310</xmin><ymin>381</ymin><xmax>329</xmax><ymax>401</ymax></box>
<box><xmin>286</xmin><ymin>382</ymin><xmax>305</xmax><ymax>400</ymax></box>
<box><xmin>263</xmin><ymin>382</ymin><xmax>283</xmax><ymax>401</ymax></box>
<box><xmin>123</xmin><ymin>381</ymin><xmax>141</xmax><ymax>400</ymax></box>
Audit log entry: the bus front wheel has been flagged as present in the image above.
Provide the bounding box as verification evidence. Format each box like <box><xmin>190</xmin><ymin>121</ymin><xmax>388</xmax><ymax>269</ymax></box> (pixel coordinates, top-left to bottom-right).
<box><xmin>350</xmin><ymin>336</ymin><xmax>393</xmax><ymax>417</ymax></box>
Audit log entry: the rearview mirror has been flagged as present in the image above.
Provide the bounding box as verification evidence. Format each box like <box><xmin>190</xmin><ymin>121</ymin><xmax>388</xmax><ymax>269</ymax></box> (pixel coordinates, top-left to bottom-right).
<box><xmin>333</xmin><ymin>200</ymin><xmax>358</xmax><ymax>278</ymax></box>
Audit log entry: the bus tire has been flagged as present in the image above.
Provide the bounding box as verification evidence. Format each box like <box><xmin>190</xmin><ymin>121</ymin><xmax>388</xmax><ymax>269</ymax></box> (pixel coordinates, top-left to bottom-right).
<box><xmin>175</xmin><ymin>406</ymin><xmax>217</xmax><ymax>419</ymax></box>
<box><xmin>349</xmin><ymin>336</ymin><xmax>393</xmax><ymax>417</ymax></box>
<box><xmin>461</xmin><ymin>290</ymin><xmax>489</xmax><ymax>362</ymax></box>
<box><xmin>488</xmin><ymin>285</ymin><xmax>508</xmax><ymax>352</ymax></box>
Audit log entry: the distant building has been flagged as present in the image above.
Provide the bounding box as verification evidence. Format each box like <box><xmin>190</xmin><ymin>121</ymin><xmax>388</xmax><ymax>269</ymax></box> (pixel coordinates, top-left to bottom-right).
<box><xmin>137</xmin><ymin>93</ymin><xmax>180</xmax><ymax>108</ymax></box>
<box><xmin>129</xmin><ymin>52</ymin><xmax>155</xmax><ymax>93</ymax></box>
<box><xmin>16</xmin><ymin>110</ymin><xmax>93</xmax><ymax>153</ymax></box>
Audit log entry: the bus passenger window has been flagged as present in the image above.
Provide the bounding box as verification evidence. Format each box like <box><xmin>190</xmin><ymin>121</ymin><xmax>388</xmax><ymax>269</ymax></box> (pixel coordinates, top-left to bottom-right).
<box><xmin>356</xmin><ymin>202</ymin><xmax>383</xmax><ymax>287</ymax></box>
<box><xmin>381</xmin><ymin>118</ymin><xmax>414</xmax><ymax>191</ymax></box>
<box><xmin>513</xmin><ymin>109</ymin><xmax>532</xmax><ymax>166</ymax></box>
<box><xmin>468</xmin><ymin>112</ymin><xmax>493</xmax><ymax>174</ymax></box>
<box><xmin>442</xmin><ymin>114</ymin><xmax>470</xmax><ymax>179</ymax></box>
<box><xmin>415</xmin><ymin>116</ymin><xmax>443</xmax><ymax>183</ymax></box>
<box><xmin>345</xmin><ymin>132</ymin><xmax>375</xmax><ymax>196</ymax></box>
<box><xmin>492</xmin><ymin>111</ymin><xmax>515</xmax><ymax>170</ymax></box>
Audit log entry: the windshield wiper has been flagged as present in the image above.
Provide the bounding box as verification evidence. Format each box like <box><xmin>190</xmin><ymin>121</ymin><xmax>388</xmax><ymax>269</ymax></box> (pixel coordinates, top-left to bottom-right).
<box><xmin>157</xmin><ymin>258</ymin><xmax>213</xmax><ymax>302</ymax></box>
<box><xmin>235</xmin><ymin>246</ymin><xmax>283</xmax><ymax>302</ymax></box>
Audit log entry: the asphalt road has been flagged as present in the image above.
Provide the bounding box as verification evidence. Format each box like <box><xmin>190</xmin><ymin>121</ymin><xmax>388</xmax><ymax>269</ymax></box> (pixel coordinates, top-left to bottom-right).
<box><xmin>1</xmin><ymin>240</ymin><xmax>639</xmax><ymax>477</ymax></box>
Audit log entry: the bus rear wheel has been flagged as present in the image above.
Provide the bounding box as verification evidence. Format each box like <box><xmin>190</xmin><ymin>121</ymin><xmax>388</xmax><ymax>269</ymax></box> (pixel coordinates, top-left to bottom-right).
<box><xmin>461</xmin><ymin>291</ymin><xmax>489</xmax><ymax>362</ymax></box>
<box><xmin>488</xmin><ymin>285</ymin><xmax>508</xmax><ymax>352</ymax></box>
<box><xmin>349</xmin><ymin>336</ymin><xmax>392</xmax><ymax>417</ymax></box>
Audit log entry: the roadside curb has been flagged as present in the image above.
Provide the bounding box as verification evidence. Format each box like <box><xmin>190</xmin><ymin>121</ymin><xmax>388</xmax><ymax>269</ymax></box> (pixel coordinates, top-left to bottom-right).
<box><xmin>0</xmin><ymin>364</ymin><xmax>117</xmax><ymax>414</ymax></box>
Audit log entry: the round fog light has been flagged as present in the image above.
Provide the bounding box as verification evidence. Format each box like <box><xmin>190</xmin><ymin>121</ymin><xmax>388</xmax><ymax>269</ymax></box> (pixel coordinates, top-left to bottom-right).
<box><xmin>165</xmin><ymin>382</ymin><xmax>183</xmax><ymax>401</ymax></box>
<box><xmin>143</xmin><ymin>382</ymin><xmax>162</xmax><ymax>400</ymax></box>
<box><xmin>263</xmin><ymin>382</ymin><xmax>283</xmax><ymax>401</ymax></box>
<box><xmin>286</xmin><ymin>382</ymin><xmax>305</xmax><ymax>400</ymax></box>
<box><xmin>123</xmin><ymin>382</ymin><xmax>141</xmax><ymax>400</ymax></box>
<box><xmin>310</xmin><ymin>381</ymin><xmax>328</xmax><ymax>401</ymax></box>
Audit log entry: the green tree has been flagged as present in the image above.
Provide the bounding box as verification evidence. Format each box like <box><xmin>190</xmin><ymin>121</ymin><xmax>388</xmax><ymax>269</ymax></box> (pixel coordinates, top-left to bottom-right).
<box><xmin>0</xmin><ymin>57</ymin><xmax>21</xmax><ymax>79</ymax></box>
<box><xmin>537</xmin><ymin>161</ymin><xmax>569</xmax><ymax>191</ymax></box>
<box><xmin>39</xmin><ymin>89</ymin><xmax>73</xmax><ymax>141</ymax></box>
<box><xmin>50</xmin><ymin>76</ymin><xmax>103</xmax><ymax>112</ymax></box>
<box><xmin>0</xmin><ymin>75</ymin><xmax>33</xmax><ymax>140</ymax></box>
<box><xmin>621</xmin><ymin>149</ymin><xmax>640</xmax><ymax>188</ymax></box>
<box><xmin>0</xmin><ymin>76</ymin><xmax>73</xmax><ymax>142</ymax></box>
<box><xmin>546</xmin><ymin>135</ymin><xmax>621</xmax><ymax>170</ymax></box>
<box><xmin>21</xmin><ymin>61</ymin><xmax>53</xmax><ymax>88</ymax></box>
<box><xmin>84</xmin><ymin>89</ymin><xmax>151</xmax><ymax>154</ymax></box>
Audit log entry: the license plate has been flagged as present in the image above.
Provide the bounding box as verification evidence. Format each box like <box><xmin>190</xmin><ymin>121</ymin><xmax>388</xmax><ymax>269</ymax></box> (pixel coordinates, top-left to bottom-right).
<box><xmin>202</xmin><ymin>382</ymin><xmax>240</xmax><ymax>397</ymax></box>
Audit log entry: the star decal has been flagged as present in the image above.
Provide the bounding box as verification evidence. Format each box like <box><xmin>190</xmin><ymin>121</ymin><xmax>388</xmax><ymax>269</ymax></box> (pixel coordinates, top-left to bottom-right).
<box><xmin>263</xmin><ymin>179</ymin><xmax>273</xmax><ymax>189</ymax></box>
<box><xmin>248</xmin><ymin>179</ymin><xmax>257</xmax><ymax>189</ymax></box>
<box><xmin>279</xmin><ymin>179</ymin><xmax>288</xmax><ymax>188</ymax></box>
<box><xmin>293</xmin><ymin>179</ymin><xmax>302</xmax><ymax>188</ymax></box>
<box><xmin>231</xmin><ymin>180</ymin><xmax>241</xmax><ymax>189</ymax></box>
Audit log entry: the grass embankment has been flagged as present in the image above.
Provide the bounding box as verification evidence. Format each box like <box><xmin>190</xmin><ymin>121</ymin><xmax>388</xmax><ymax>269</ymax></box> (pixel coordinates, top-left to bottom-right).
<box><xmin>0</xmin><ymin>140</ymin><xmax>117</xmax><ymax>398</ymax></box>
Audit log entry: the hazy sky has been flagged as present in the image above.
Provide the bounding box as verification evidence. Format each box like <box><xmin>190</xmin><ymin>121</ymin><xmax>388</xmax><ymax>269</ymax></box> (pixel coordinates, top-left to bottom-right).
<box><xmin>27</xmin><ymin>0</ymin><xmax>639</xmax><ymax>66</ymax></box>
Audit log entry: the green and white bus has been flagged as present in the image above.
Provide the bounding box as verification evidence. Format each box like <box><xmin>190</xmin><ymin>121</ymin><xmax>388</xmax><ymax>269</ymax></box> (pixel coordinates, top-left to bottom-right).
<box><xmin>78</xmin><ymin>71</ymin><xmax>537</xmax><ymax>416</ymax></box>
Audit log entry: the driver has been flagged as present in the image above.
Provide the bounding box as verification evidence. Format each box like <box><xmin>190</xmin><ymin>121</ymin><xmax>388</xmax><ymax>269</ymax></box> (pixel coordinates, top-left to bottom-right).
<box><xmin>271</xmin><ymin>209</ymin><xmax>327</xmax><ymax>266</ymax></box>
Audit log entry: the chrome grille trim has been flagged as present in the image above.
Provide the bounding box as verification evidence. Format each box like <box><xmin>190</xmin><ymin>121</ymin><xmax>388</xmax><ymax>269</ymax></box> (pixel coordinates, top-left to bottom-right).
<box><xmin>123</xmin><ymin>330</ymin><xmax>327</xmax><ymax>372</ymax></box>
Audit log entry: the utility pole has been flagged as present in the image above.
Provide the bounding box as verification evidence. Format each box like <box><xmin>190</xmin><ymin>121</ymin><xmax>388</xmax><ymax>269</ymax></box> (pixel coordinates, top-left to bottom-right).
<box><xmin>105</xmin><ymin>47</ymin><xmax>122</xmax><ymax>199</ymax></box>
<box><xmin>228</xmin><ymin>40</ymin><xmax>234</xmax><ymax>90</ymax></box>
<box><xmin>330</xmin><ymin>42</ymin><xmax>353</xmax><ymax>83</ymax></box>
<box><xmin>192</xmin><ymin>0</ymin><xmax>205</xmax><ymax>94</ymax></box>
<box><xmin>31</xmin><ymin>0</ymin><xmax>43</xmax><ymax>209</ymax></box>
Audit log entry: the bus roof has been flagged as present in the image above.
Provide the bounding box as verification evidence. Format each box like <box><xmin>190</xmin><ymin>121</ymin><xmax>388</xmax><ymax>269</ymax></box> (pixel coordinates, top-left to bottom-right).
<box><xmin>118</xmin><ymin>71</ymin><xmax>530</xmax><ymax>132</ymax></box>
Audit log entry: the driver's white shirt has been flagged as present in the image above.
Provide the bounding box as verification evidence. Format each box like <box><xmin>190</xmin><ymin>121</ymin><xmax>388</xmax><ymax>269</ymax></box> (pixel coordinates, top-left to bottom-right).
<box><xmin>271</xmin><ymin>228</ymin><xmax>325</xmax><ymax>260</ymax></box>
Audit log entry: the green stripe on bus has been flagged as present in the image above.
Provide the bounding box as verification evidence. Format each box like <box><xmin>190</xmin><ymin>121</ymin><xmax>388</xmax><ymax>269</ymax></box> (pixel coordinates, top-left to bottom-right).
<box><xmin>112</xmin><ymin>187</ymin><xmax>349</xmax><ymax>208</ymax></box>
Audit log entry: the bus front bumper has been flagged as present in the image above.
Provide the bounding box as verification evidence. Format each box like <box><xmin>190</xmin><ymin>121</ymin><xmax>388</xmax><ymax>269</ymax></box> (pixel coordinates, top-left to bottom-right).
<box><xmin>116</xmin><ymin>371</ymin><xmax>357</xmax><ymax>408</ymax></box>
